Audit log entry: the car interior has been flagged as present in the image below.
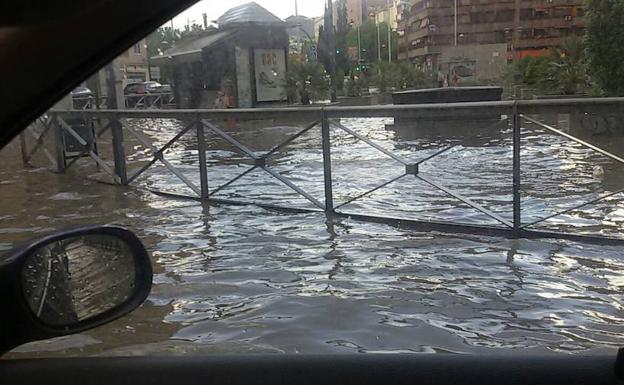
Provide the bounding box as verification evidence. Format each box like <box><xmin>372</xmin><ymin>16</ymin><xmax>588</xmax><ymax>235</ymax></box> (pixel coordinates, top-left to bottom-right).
<box><xmin>0</xmin><ymin>1</ymin><xmax>623</xmax><ymax>384</ymax></box>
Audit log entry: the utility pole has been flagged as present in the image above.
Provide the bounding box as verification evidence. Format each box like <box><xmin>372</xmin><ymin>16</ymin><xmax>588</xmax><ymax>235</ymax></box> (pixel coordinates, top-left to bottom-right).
<box><xmin>357</xmin><ymin>25</ymin><xmax>362</xmax><ymax>68</ymax></box>
<box><xmin>327</xmin><ymin>0</ymin><xmax>337</xmax><ymax>102</ymax></box>
<box><xmin>454</xmin><ymin>0</ymin><xmax>458</xmax><ymax>46</ymax></box>
<box><xmin>105</xmin><ymin>62</ymin><xmax>124</xmax><ymax>110</ymax></box>
<box><xmin>377</xmin><ymin>21</ymin><xmax>382</xmax><ymax>62</ymax></box>
<box><xmin>387</xmin><ymin>0</ymin><xmax>392</xmax><ymax>62</ymax></box>
<box><xmin>295</xmin><ymin>0</ymin><xmax>299</xmax><ymax>16</ymax></box>
<box><xmin>513</xmin><ymin>0</ymin><xmax>521</xmax><ymax>61</ymax></box>
<box><xmin>146</xmin><ymin>44</ymin><xmax>152</xmax><ymax>81</ymax></box>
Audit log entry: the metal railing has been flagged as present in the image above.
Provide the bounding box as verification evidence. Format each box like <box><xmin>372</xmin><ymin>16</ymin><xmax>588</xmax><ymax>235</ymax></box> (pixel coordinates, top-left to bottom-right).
<box><xmin>72</xmin><ymin>93</ymin><xmax>176</xmax><ymax>110</ymax></box>
<box><xmin>20</xmin><ymin>97</ymin><xmax>624</xmax><ymax>246</ymax></box>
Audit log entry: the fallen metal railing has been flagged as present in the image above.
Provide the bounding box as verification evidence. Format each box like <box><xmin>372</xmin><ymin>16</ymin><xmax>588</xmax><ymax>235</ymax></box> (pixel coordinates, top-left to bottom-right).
<box><xmin>20</xmin><ymin>97</ymin><xmax>624</xmax><ymax>246</ymax></box>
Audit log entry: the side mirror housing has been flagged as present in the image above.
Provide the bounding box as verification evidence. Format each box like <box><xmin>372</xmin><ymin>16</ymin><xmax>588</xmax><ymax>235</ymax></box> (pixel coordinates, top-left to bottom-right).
<box><xmin>0</xmin><ymin>226</ymin><xmax>152</xmax><ymax>355</ymax></box>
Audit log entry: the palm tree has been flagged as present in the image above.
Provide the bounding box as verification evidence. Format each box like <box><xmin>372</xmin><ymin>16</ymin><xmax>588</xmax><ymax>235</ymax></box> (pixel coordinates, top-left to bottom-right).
<box><xmin>546</xmin><ymin>37</ymin><xmax>588</xmax><ymax>95</ymax></box>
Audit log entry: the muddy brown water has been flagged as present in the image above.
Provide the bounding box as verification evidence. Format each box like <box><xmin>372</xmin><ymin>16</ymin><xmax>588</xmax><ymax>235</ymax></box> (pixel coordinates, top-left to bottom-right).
<box><xmin>2</xmin><ymin>115</ymin><xmax>624</xmax><ymax>357</ymax></box>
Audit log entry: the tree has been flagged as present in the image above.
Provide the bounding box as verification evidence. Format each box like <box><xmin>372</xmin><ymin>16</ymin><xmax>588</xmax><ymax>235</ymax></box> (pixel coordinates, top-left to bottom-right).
<box><xmin>146</xmin><ymin>23</ymin><xmax>203</xmax><ymax>60</ymax></box>
<box><xmin>586</xmin><ymin>0</ymin><xmax>624</xmax><ymax>95</ymax></box>
<box><xmin>317</xmin><ymin>24</ymin><xmax>331</xmax><ymax>75</ymax></box>
<box><xmin>346</xmin><ymin>20</ymin><xmax>399</xmax><ymax>65</ymax></box>
<box><xmin>146</xmin><ymin>26</ymin><xmax>184</xmax><ymax>83</ymax></box>
<box><xmin>181</xmin><ymin>23</ymin><xmax>204</xmax><ymax>38</ymax></box>
<box><xmin>317</xmin><ymin>1</ymin><xmax>337</xmax><ymax>77</ymax></box>
<box><xmin>371</xmin><ymin>62</ymin><xmax>427</xmax><ymax>92</ymax></box>
<box><xmin>505</xmin><ymin>38</ymin><xmax>589</xmax><ymax>96</ymax></box>
<box><xmin>285</xmin><ymin>54</ymin><xmax>330</xmax><ymax>104</ymax></box>
<box><xmin>146</xmin><ymin>27</ymin><xmax>182</xmax><ymax>58</ymax></box>
<box><xmin>547</xmin><ymin>37</ymin><xmax>588</xmax><ymax>95</ymax></box>
<box><xmin>335</xmin><ymin>1</ymin><xmax>351</xmax><ymax>75</ymax></box>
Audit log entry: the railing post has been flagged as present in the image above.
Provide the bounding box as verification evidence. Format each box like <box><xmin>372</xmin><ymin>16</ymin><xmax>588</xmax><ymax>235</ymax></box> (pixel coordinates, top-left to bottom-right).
<box><xmin>19</xmin><ymin>132</ymin><xmax>28</xmax><ymax>167</ymax></box>
<box><xmin>512</xmin><ymin>103</ymin><xmax>522</xmax><ymax>230</ymax></box>
<box><xmin>196</xmin><ymin>119</ymin><xmax>210</xmax><ymax>200</ymax></box>
<box><xmin>321</xmin><ymin>109</ymin><xmax>334</xmax><ymax>212</ymax></box>
<box><xmin>53</xmin><ymin>113</ymin><xmax>66</xmax><ymax>173</ymax></box>
<box><xmin>111</xmin><ymin>118</ymin><xmax>128</xmax><ymax>185</ymax></box>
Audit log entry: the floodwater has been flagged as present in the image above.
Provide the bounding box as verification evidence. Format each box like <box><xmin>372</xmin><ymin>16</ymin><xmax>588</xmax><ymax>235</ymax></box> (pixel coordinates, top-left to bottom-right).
<box><xmin>2</xmin><ymin>113</ymin><xmax>624</xmax><ymax>358</ymax></box>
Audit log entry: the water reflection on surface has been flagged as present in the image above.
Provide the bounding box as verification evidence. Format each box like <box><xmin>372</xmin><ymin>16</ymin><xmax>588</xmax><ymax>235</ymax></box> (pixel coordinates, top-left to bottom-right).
<box><xmin>2</xmin><ymin>115</ymin><xmax>624</xmax><ymax>357</ymax></box>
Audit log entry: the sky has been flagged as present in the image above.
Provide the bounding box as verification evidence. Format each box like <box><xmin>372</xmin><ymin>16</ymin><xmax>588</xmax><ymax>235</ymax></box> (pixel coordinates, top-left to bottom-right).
<box><xmin>171</xmin><ymin>0</ymin><xmax>326</xmax><ymax>29</ymax></box>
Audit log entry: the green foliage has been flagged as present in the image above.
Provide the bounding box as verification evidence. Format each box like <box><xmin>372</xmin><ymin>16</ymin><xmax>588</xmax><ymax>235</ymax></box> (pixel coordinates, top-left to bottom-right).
<box><xmin>317</xmin><ymin>24</ymin><xmax>331</xmax><ymax>74</ymax></box>
<box><xmin>346</xmin><ymin>20</ymin><xmax>399</xmax><ymax>64</ymax></box>
<box><xmin>181</xmin><ymin>23</ymin><xmax>204</xmax><ymax>37</ymax></box>
<box><xmin>509</xmin><ymin>56</ymin><xmax>551</xmax><ymax>87</ymax></box>
<box><xmin>146</xmin><ymin>23</ymin><xmax>205</xmax><ymax>59</ymax></box>
<box><xmin>317</xmin><ymin>0</ymin><xmax>352</xmax><ymax>80</ymax></box>
<box><xmin>317</xmin><ymin>1</ymin><xmax>334</xmax><ymax>75</ymax></box>
<box><xmin>146</xmin><ymin>27</ymin><xmax>182</xmax><ymax>58</ymax></box>
<box><xmin>586</xmin><ymin>0</ymin><xmax>624</xmax><ymax>96</ymax></box>
<box><xmin>371</xmin><ymin>62</ymin><xmax>427</xmax><ymax>92</ymax></box>
<box><xmin>345</xmin><ymin>75</ymin><xmax>363</xmax><ymax>97</ymax></box>
<box><xmin>145</xmin><ymin>26</ymin><xmax>184</xmax><ymax>83</ymax></box>
<box><xmin>285</xmin><ymin>54</ymin><xmax>330</xmax><ymax>104</ymax></box>
<box><xmin>505</xmin><ymin>38</ymin><xmax>589</xmax><ymax>96</ymax></box>
<box><xmin>547</xmin><ymin>38</ymin><xmax>588</xmax><ymax>95</ymax></box>
<box><xmin>335</xmin><ymin>1</ymin><xmax>351</xmax><ymax>74</ymax></box>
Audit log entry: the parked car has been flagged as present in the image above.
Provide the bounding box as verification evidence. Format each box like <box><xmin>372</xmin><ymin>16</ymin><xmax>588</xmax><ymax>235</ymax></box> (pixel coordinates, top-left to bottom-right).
<box><xmin>143</xmin><ymin>81</ymin><xmax>163</xmax><ymax>93</ymax></box>
<box><xmin>124</xmin><ymin>81</ymin><xmax>165</xmax><ymax>96</ymax></box>
<box><xmin>123</xmin><ymin>82</ymin><xmax>148</xmax><ymax>95</ymax></box>
<box><xmin>70</xmin><ymin>86</ymin><xmax>94</xmax><ymax>109</ymax></box>
<box><xmin>159</xmin><ymin>83</ymin><xmax>172</xmax><ymax>93</ymax></box>
<box><xmin>70</xmin><ymin>86</ymin><xmax>93</xmax><ymax>98</ymax></box>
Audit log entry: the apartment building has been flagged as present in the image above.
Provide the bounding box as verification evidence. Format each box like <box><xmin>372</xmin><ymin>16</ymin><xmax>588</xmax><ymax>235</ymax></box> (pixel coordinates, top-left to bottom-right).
<box><xmin>398</xmin><ymin>0</ymin><xmax>585</xmax><ymax>72</ymax></box>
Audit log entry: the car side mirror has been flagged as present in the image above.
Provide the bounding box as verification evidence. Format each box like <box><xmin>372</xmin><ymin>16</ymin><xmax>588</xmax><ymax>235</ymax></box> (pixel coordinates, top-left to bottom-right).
<box><xmin>0</xmin><ymin>226</ymin><xmax>152</xmax><ymax>355</ymax></box>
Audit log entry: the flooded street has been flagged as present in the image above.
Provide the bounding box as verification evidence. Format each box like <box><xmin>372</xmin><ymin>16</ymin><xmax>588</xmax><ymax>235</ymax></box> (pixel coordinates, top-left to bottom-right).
<box><xmin>2</xmin><ymin>115</ymin><xmax>624</xmax><ymax>357</ymax></box>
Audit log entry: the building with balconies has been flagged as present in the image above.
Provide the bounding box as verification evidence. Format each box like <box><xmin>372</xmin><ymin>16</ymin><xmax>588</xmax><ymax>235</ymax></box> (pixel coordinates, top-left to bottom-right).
<box><xmin>397</xmin><ymin>0</ymin><xmax>585</xmax><ymax>82</ymax></box>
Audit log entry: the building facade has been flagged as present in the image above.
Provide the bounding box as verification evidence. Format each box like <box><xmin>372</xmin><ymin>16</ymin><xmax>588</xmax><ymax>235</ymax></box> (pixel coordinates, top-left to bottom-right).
<box><xmin>115</xmin><ymin>39</ymin><xmax>151</xmax><ymax>85</ymax></box>
<box><xmin>373</xmin><ymin>0</ymin><xmax>405</xmax><ymax>29</ymax></box>
<box><xmin>398</xmin><ymin>0</ymin><xmax>585</xmax><ymax>69</ymax></box>
<box><xmin>153</xmin><ymin>3</ymin><xmax>289</xmax><ymax>109</ymax></box>
<box><xmin>317</xmin><ymin>0</ymin><xmax>396</xmax><ymax>29</ymax></box>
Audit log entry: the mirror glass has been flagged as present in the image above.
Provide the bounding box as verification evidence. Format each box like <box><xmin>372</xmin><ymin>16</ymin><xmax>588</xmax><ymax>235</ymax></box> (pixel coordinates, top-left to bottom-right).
<box><xmin>21</xmin><ymin>234</ymin><xmax>137</xmax><ymax>326</ymax></box>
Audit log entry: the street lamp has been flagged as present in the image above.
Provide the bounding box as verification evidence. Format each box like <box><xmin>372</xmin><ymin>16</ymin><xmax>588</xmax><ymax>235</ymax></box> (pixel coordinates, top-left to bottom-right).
<box><xmin>144</xmin><ymin>44</ymin><xmax>151</xmax><ymax>81</ymax></box>
<box><xmin>295</xmin><ymin>23</ymin><xmax>317</xmax><ymax>61</ymax></box>
<box><xmin>387</xmin><ymin>0</ymin><xmax>392</xmax><ymax>63</ymax></box>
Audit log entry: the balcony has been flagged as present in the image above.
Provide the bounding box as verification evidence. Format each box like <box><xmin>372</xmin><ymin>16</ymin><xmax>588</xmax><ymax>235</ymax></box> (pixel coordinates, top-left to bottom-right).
<box><xmin>516</xmin><ymin>36</ymin><xmax>571</xmax><ymax>48</ymax></box>
<box><xmin>407</xmin><ymin>45</ymin><xmax>442</xmax><ymax>58</ymax></box>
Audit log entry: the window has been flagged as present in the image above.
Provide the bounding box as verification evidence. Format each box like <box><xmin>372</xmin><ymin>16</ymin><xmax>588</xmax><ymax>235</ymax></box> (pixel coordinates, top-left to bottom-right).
<box><xmin>133</xmin><ymin>43</ymin><xmax>142</xmax><ymax>54</ymax></box>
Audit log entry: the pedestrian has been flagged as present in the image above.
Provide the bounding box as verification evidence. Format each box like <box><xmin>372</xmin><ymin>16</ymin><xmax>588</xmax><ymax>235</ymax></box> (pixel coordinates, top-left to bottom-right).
<box><xmin>437</xmin><ymin>66</ymin><xmax>445</xmax><ymax>88</ymax></box>
<box><xmin>452</xmin><ymin>69</ymin><xmax>461</xmax><ymax>87</ymax></box>
<box><xmin>214</xmin><ymin>91</ymin><xmax>226</xmax><ymax>109</ymax></box>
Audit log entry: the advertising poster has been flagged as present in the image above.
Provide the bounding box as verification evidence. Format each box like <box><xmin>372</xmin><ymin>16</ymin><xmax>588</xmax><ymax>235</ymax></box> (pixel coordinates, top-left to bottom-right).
<box><xmin>449</xmin><ymin>60</ymin><xmax>477</xmax><ymax>84</ymax></box>
<box><xmin>254</xmin><ymin>49</ymin><xmax>286</xmax><ymax>102</ymax></box>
